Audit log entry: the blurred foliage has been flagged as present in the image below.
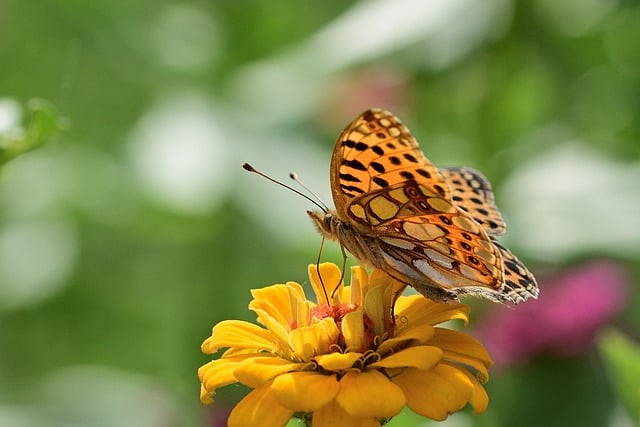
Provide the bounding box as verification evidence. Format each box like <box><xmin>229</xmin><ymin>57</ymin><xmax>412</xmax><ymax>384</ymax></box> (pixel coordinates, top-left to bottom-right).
<box><xmin>0</xmin><ymin>0</ymin><xmax>639</xmax><ymax>426</ymax></box>
<box><xmin>0</xmin><ymin>99</ymin><xmax>65</xmax><ymax>166</ymax></box>
<box><xmin>599</xmin><ymin>329</ymin><xmax>640</xmax><ymax>424</ymax></box>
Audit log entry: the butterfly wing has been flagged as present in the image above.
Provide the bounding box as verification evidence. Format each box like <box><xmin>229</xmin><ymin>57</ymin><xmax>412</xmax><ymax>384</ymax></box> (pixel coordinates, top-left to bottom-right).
<box><xmin>329</xmin><ymin>109</ymin><xmax>507</xmax><ymax>300</ymax></box>
<box><xmin>438</xmin><ymin>167</ymin><xmax>506</xmax><ymax>236</ymax></box>
<box><xmin>492</xmin><ymin>240</ymin><xmax>539</xmax><ymax>302</ymax></box>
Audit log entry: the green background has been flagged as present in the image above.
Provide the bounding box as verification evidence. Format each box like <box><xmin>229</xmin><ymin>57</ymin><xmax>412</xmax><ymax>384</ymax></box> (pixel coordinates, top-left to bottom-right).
<box><xmin>1</xmin><ymin>1</ymin><xmax>638</xmax><ymax>426</ymax></box>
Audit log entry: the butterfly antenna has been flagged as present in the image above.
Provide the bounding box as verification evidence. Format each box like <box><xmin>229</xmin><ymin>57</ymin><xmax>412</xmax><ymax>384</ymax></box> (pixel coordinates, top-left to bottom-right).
<box><xmin>243</xmin><ymin>163</ymin><xmax>327</xmax><ymax>212</ymax></box>
<box><xmin>289</xmin><ymin>172</ymin><xmax>329</xmax><ymax>213</ymax></box>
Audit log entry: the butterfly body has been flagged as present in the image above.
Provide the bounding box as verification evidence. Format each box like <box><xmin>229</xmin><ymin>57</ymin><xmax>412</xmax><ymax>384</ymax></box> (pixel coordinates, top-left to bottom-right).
<box><xmin>310</xmin><ymin>108</ymin><xmax>538</xmax><ymax>304</ymax></box>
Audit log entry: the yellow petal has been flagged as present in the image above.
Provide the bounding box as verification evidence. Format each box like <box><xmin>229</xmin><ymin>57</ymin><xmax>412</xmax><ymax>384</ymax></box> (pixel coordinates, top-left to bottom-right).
<box><xmin>312</xmin><ymin>400</ymin><xmax>381</xmax><ymax>427</ymax></box>
<box><xmin>342</xmin><ymin>310</ymin><xmax>365</xmax><ymax>352</ymax></box>
<box><xmin>250</xmin><ymin>283</ymin><xmax>304</xmax><ymax>328</ymax></box>
<box><xmin>296</xmin><ymin>299</ymin><xmax>313</xmax><ymax>328</ymax></box>
<box><xmin>289</xmin><ymin>317</ymin><xmax>339</xmax><ymax>361</ymax></box>
<box><xmin>377</xmin><ymin>323</ymin><xmax>435</xmax><ymax>355</ymax></box>
<box><xmin>395</xmin><ymin>295</ymin><xmax>469</xmax><ymax>326</ymax></box>
<box><xmin>363</xmin><ymin>284</ymin><xmax>392</xmax><ymax>337</ymax></box>
<box><xmin>348</xmin><ymin>265</ymin><xmax>368</xmax><ymax>306</ymax></box>
<box><xmin>198</xmin><ymin>357</ymin><xmax>243</xmax><ymax>393</ymax></box>
<box><xmin>250</xmin><ymin>307</ymin><xmax>291</xmax><ymax>351</ymax></box>
<box><xmin>233</xmin><ymin>356</ymin><xmax>307</xmax><ymax>388</ymax></box>
<box><xmin>455</xmin><ymin>364</ymin><xmax>489</xmax><ymax>414</ymax></box>
<box><xmin>336</xmin><ymin>370</ymin><xmax>405</xmax><ymax>418</ymax></box>
<box><xmin>271</xmin><ymin>371</ymin><xmax>339</xmax><ymax>411</ymax></box>
<box><xmin>369</xmin><ymin>268</ymin><xmax>394</xmax><ymax>288</ymax></box>
<box><xmin>200</xmin><ymin>384</ymin><xmax>214</xmax><ymax>404</ymax></box>
<box><xmin>309</xmin><ymin>263</ymin><xmax>342</xmax><ymax>305</ymax></box>
<box><xmin>202</xmin><ymin>320</ymin><xmax>276</xmax><ymax>354</ymax></box>
<box><xmin>228</xmin><ymin>382</ymin><xmax>293</xmax><ymax>427</ymax></box>
<box><xmin>429</xmin><ymin>328</ymin><xmax>492</xmax><ymax>382</ymax></box>
<box><xmin>369</xmin><ymin>345</ymin><xmax>443</xmax><ymax>370</ymax></box>
<box><xmin>393</xmin><ymin>364</ymin><xmax>473</xmax><ymax>421</ymax></box>
<box><xmin>314</xmin><ymin>352</ymin><xmax>363</xmax><ymax>371</ymax></box>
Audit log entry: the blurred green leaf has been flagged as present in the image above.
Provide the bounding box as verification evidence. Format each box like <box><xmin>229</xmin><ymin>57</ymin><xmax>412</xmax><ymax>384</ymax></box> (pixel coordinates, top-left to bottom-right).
<box><xmin>0</xmin><ymin>98</ymin><xmax>67</xmax><ymax>166</ymax></box>
<box><xmin>598</xmin><ymin>329</ymin><xmax>640</xmax><ymax>423</ymax></box>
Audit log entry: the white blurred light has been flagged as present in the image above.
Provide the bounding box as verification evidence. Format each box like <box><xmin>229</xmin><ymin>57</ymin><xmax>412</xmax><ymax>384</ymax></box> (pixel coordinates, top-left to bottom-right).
<box><xmin>0</xmin><ymin>98</ymin><xmax>21</xmax><ymax>133</ymax></box>
<box><xmin>0</xmin><ymin>220</ymin><xmax>77</xmax><ymax>309</ymax></box>
<box><xmin>501</xmin><ymin>143</ymin><xmax>640</xmax><ymax>261</ymax></box>
<box><xmin>127</xmin><ymin>95</ymin><xmax>230</xmax><ymax>215</ymax></box>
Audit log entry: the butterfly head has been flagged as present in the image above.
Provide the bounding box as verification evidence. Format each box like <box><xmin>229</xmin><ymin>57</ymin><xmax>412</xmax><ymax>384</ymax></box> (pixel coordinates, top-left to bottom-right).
<box><xmin>307</xmin><ymin>210</ymin><xmax>339</xmax><ymax>242</ymax></box>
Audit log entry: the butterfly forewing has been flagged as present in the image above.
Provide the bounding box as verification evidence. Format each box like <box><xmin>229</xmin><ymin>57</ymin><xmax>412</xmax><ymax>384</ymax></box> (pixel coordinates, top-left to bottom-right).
<box><xmin>330</xmin><ymin>110</ymin><xmax>450</xmax><ymax>222</ymax></box>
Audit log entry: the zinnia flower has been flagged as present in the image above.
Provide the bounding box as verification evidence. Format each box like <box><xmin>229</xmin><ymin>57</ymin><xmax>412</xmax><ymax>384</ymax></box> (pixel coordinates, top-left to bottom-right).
<box><xmin>198</xmin><ymin>263</ymin><xmax>492</xmax><ymax>427</ymax></box>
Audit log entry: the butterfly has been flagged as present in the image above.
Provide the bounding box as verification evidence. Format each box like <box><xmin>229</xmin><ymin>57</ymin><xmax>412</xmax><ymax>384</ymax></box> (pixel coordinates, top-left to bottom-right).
<box><xmin>308</xmin><ymin>108</ymin><xmax>538</xmax><ymax>304</ymax></box>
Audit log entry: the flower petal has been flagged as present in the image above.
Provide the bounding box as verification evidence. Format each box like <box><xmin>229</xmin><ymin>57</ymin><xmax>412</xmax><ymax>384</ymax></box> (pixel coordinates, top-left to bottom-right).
<box><xmin>309</xmin><ymin>263</ymin><xmax>343</xmax><ymax>305</ymax></box>
<box><xmin>289</xmin><ymin>317</ymin><xmax>339</xmax><ymax>361</ymax></box>
<box><xmin>228</xmin><ymin>382</ymin><xmax>293</xmax><ymax>427</ymax></box>
<box><xmin>295</xmin><ymin>299</ymin><xmax>313</xmax><ymax>328</ymax></box>
<box><xmin>200</xmin><ymin>384</ymin><xmax>213</xmax><ymax>404</ymax></box>
<box><xmin>377</xmin><ymin>323</ymin><xmax>435</xmax><ymax>355</ymax></box>
<box><xmin>313</xmin><ymin>400</ymin><xmax>381</xmax><ymax>427</ymax></box>
<box><xmin>393</xmin><ymin>364</ymin><xmax>473</xmax><ymax>421</ymax></box>
<box><xmin>315</xmin><ymin>352</ymin><xmax>363</xmax><ymax>371</ymax></box>
<box><xmin>250</xmin><ymin>307</ymin><xmax>291</xmax><ymax>351</ymax></box>
<box><xmin>395</xmin><ymin>295</ymin><xmax>469</xmax><ymax>326</ymax></box>
<box><xmin>363</xmin><ymin>284</ymin><xmax>393</xmax><ymax>337</ymax></box>
<box><xmin>198</xmin><ymin>357</ymin><xmax>245</xmax><ymax>395</ymax></box>
<box><xmin>202</xmin><ymin>320</ymin><xmax>276</xmax><ymax>354</ymax></box>
<box><xmin>348</xmin><ymin>265</ymin><xmax>368</xmax><ymax>306</ymax></box>
<box><xmin>342</xmin><ymin>310</ymin><xmax>365</xmax><ymax>352</ymax></box>
<box><xmin>369</xmin><ymin>345</ymin><xmax>443</xmax><ymax>370</ymax></box>
<box><xmin>250</xmin><ymin>283</ymin><xmax>305</xmax><ymax>328</ymax></box>
<box><xmin>455</xmin><ymin>363</ymin><xmax>489</xmax><ymax>414</ymax></box>
<box><xmin>429</xmin><ymin>328</ymin><xmax>492</xmax><ymax>382</ymax></box>
<box><xmin>233</xmin><ymin>356</ymin><xmax>307</xmax><ymax>388</ymax></box>
<box><xmin>336</xmin><ymin>370</ymin><xmax>405</xmax><ymax>418</ymax></box>
<box><xmin>271</xmin><ymin>371</ymin><xmax>339</xmax><ymax>411</ymax></box>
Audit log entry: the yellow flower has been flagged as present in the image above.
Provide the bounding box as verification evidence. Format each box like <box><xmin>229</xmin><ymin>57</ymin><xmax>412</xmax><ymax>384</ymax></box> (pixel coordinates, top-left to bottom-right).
<box><xmin>198</xmin><ymin>263</ymin><xmax>492</xmax><ymax>427</ymax></box>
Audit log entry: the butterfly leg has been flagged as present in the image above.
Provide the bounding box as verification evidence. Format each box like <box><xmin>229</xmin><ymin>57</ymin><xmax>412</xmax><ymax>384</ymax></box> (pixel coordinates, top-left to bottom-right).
<box><xmin>330</xmin><ymin>244</ymin><xmax>348</xmax><ymax>300</ymax></box>
<box><xmin>390</xmin><ymin>284</ymin><xmax>407</xmax><ymax>327</ymax></box>
<box><xmin>315</xmin><ymin>237</ymin><xmax>331</xmax><ymax>304</ymax></box>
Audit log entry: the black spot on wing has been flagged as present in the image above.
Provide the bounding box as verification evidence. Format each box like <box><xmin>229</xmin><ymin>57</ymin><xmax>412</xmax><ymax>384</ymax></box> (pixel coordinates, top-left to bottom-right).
<box><xmin>342</xmin><ymin>159</ymin><xmax>367</xmax><ymax>171</ymax></box>
<box><xmin>370</xmin><ymin>161</ymin><xmax>385</xmax><ymax>173</ymax></box>
<box><xmin>339</xmin><ymin>173</ymin><xmax>361</xmax><ymax>183</ymax></box>
<box><xmin>342</xmin><ymin>139</ymin><xmax>356</xmax><ymax>148</ymax></box>
<box><xmin>404</xmin><ymin>153</ymin><xmax>418</xmax><ymax>163</ymax></box>
<box><xmin>400</xmin><ymin>171</ymin><xmax>414</xmax><ymax>180</ymax></box>
<box><xmin>340</xmin><ymin>184</ymin><xmax>365</xmax><ymax>194</ymax></box>
<box><xmin>373</xmin><ymin>177</ymin><xmax>389</xmax><ymax>187</ymax></box>
<box><xmin>416</xmin><ymin>169</ymin><xmax>431</xmax><ymax>179</ymax></box>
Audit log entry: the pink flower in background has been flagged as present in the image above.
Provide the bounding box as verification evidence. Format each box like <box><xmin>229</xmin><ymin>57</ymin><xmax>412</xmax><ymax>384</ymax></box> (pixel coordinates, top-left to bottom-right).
<box><xmin>475</xmin><ymin>261</ymin><xmax>628</xmax><ymax>369</ymax></box>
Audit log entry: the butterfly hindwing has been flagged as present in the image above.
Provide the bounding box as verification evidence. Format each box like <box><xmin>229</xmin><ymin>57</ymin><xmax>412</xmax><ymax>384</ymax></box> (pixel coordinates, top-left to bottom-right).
<box><xmin>439</xmin><ymin>167</ymin><xmax>506</xmax><ymax>236</ymax></box>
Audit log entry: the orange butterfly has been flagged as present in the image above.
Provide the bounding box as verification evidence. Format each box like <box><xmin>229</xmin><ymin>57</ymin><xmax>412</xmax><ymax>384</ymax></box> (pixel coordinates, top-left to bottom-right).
<box><xmin>307</xmin><ymin>109</ymin><xmax>538</xmax><ymax>304</ymax></box>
